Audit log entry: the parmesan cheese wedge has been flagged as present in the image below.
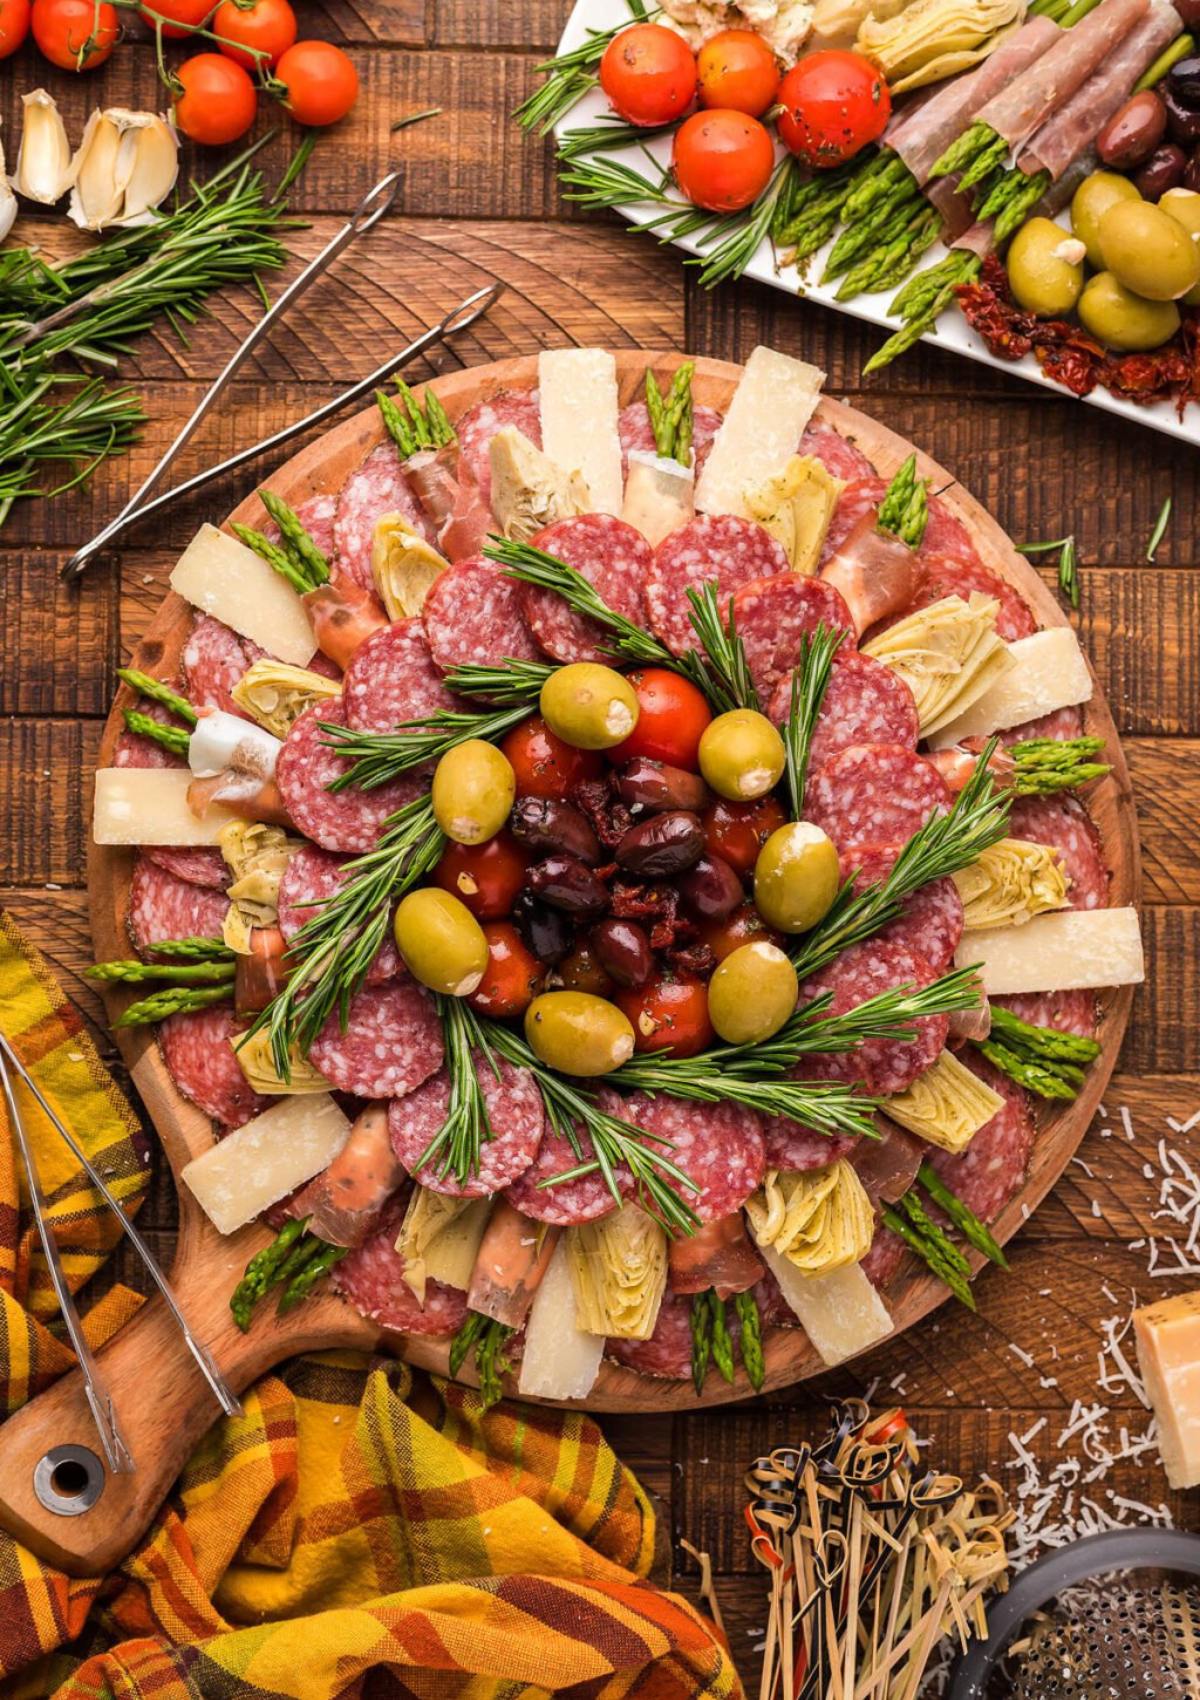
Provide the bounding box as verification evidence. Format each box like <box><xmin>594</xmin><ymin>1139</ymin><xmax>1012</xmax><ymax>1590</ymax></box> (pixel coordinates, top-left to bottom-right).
<box><xmin>182</xmin><ymin>1094</ymin><xmax>350</xmax><ymax>1235</ymax></box>
<box><xmin>170</xmin><ymin>524</ymin><xmax>316</xmax><ymax>666</ymax></box>
<box><xmin>1134</xmin><ymin>1289</ymin><xmax>1200</xmax><ymax>1488</ymax></box>
<box><xmin>757</xmin><ymin>1243</ymin><xmax>893</xmax><ymax>1367</ymax></box>
<box><xmin>94</xmin><ymin>767</ymin><xmax>238</xmax><ymax>845</ymax></box>
<box><xmin>929</xmin><ymin>627</ymin><xmax>1093</xmax><ymax>745</ymax></box>
<box><xmin>955</xmin><ymin>907</ymin><xmax>1144</xmax><ymax>995</ymax></box>
<box><xmin>517</xmin><ymin>1237</ymin><xmax>605</xmax><ymax>1400</ymax></box>
<box><xmin>537</xmin><ymin>348</ymin><xmax>624</xmax><ymax>517</ymax></box>
<box><xmin>695</xmin><ymin>346</ymin><xmax>825</xmax><ymax>519</ymax></box>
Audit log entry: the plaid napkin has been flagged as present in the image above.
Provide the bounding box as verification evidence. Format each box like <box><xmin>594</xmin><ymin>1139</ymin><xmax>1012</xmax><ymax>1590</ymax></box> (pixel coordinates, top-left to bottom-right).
<box><xmin>0</xmin><ymin>916</ymin><xmax>741</xmax><ymax>1700</ymax></box>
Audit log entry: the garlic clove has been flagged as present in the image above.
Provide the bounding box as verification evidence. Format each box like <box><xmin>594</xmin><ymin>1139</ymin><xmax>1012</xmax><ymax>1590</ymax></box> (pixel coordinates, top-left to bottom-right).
<box><xmin>0</xmin><ymin>127</ymin><xmax>17</xmax><ymax>244</ymax></box>
<box><xmin>11</xmin><ymin>89</ymin><xmax>73</xmax><ymax>205</ymax></box>
<box><xmin>67</xmin><ymin>108</ymin><xmax>180</xmax><ymax>232</ymax></box>
<box><xmin>68</xmin><ymin>110</ymin><xmax>125</xmax><ymax>231</ymax></box>
<box><xmin>114</xmin><ymin>113</ymin><xmax>178</xmax><ymax>225</ymax></box>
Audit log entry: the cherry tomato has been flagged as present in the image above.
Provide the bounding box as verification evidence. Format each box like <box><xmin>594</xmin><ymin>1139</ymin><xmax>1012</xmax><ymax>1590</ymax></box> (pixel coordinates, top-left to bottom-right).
<box><xmin>502</xmin><ymin>715</ymin><xmax>604</xmax><ymax>800</ymax></box>
<box><xmin>697</xmin><ymin>29</ymin><xmax>779</xmax><ymax>118</ymax></box>
<box><xmin>673</xmin><ymin>108</ymin><xmax>775</xmax><ymax>213</ymax></box>
<box><xmin>213</xmin><ymin>0</ymin><xmax>295</xmax><ymax>68</ymax></box>
<box><xmin>273</xmin><ymin>39</ymin><xmax>358</xmax><ymax>126</ymax></box>
<box><xmin>776</xmin><ymin>50</ymin><xmax>891</xmax><ymax>169</ymax></box>
<box><xmin>608</xmin><ymin>669</ymin><xmax>711</xmax><ymax>769</ymax></box>
<box><xmin>432</xmin><ymin>833</ymin><xmax>528</xmax><ymax>919</ymax></box>
<box><xmin>702</xmin><ymin>795</ymin><xmax>787</xmax><ymax>876</ymax></box>
<box><xmin>31</xmin><ymin>0</ymin><xmax>117</xmax><ymax>69</ymax></box>
<box><xmin>467</xmin><ymin>922</ymin><xmax>543</xmax><ymax>1020</ymax></box>
<box><xmin>556</xmin><ymin>940</ymin><xmax>615</xmax><ymax>999</ymax></box>
<box><xmin>617</xmin><ymin>971</ymin><xmax>715</xmax><ymax>1058</ymax></box>
<box><xmin>139</xmin><ymin>0</ymin><xmax>211</xmax><ymax>39</ymax></box>
<box><xmin>696</xmin><ymin>900</ymin><xmax>782</xmax><ymax>964</ymax></box>
<box><xmin>0</xmin><ymin>0</ymin><xmax>31</xmax><ymax>58</ymax></box>
<box><xmin>599</xmin><ymin>21</ymin><xmax>697</xmax><ymax>128</ymax></box>
<box><xmin>173</xmin><ymin>52</ymin><xmax>258</xmax><ymax>144</ymax></box>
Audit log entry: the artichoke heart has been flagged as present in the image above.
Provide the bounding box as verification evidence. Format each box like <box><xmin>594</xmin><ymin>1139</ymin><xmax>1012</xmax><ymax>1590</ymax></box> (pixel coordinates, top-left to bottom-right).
<box><xmin>953</xmin><ymin>836</ymin><xmax>1070</xmax><ymax>931</ymax></box>
<box><xmin>231</xmin><ymin>658</ymin><xmax>341</xmax><ymax>740</ymax></box>
<box><xmin>235</xmin><ymin>1027</ymin><xmax>329</xmax><ymax>1094</ymax></box>
<box><xmin>863</xmin><ymin>592</ymin><xmax>1015</xmax><ymax>737</ymax></box>
<box><xmin>855</xmin><ymin>0</ymin><xmax>1023</xmax><ymax>91</ymax></box>
<box><xmin>219</xmin><ymin>821</ymin><xmax>294</xmax><ymax>954</ymax></box>
<box><xmin>746</xmin><ymin>1162</ymin><xmax>874</xmax><ymax>1275</ymax></box>
<box><xmin>371</xmin><ymin>513</ymin><xmax>449</xmax><ymax>619</ymax></box>
<box><xmin>489</xmin><ymin>426</ymin><xmax>590</xmax><ymax>543</ymax></box>
<box><xmin>394</xmin><ymin>1188</ymin><xmax>491</xmax><ymax>1306</ymax></box>
<box><xmin>884</xmin><ymin>1050</ymin><xmax>1004</xmax><ymax>1152</ymax></box>
<box><xmin>69</xmin><ymin>109</ymin><xmax>179</xmax><ymax>232</ymax></box>
<box><xmin>743</xmin><ymin>454</ymin><xmax>844</xmax><ymax>575</ymax></box>
<box><xmin>13</xmin><ymin>90</ymin><xmax>73</xmax><ymax>205</ymax></box>
<box><xmin>567</xmin><ymin>1203</ymin><xmax>667</xmax><ymax>1339</ymax></box>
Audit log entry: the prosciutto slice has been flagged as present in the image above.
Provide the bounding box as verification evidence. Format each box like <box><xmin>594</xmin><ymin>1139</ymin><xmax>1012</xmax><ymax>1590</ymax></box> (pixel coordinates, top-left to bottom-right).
<box><xmin>972</xmin><ymin>0</ymin><xmax>1150</xmax><ymax>149</ymax></box>
<box><xmin>952</xmin><ymin>147</ymin><xmax>1098</xmax><ymax>258</ymax></box>
<box><xmin>819</xmin><ymin>512</ymin><xmax>920</xmax><ymax>636</ymax></box>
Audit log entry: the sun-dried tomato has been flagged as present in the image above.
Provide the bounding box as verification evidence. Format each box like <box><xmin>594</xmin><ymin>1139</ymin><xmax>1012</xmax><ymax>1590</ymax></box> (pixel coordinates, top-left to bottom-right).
<box><xmin>571</xmin><ymin>776</ymin><xmax>633</xmax><ymax>850</ymax></box>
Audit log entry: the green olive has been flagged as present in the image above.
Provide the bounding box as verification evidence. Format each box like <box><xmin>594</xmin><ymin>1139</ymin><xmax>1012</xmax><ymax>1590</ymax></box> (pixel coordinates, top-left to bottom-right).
<box><xmin>1071</xmin><ymin>170</ymin><xmax>1140</xmax><ymax>270</ymax></box>
<box><xmin>539</xmin><ymin>663</ymin><xmax>639</xmax><ymax>750</ymax></box>
<box><xmin>698</xmin><ymin>709</ymin><xmax>786</xmax><ymax>801</ymax></box>
<box><xmin>1006</xmin><ymin>217</ymin><xmax>1085</xmax><ymax>317</ymax></box>
<box><xmin>707</xmin><ymin>940</ymin><xmax>798</xmax><ymax>1045</ymax></box>
<box><xmin>431</xmin><ymin>738</ymin><xmax>515</xmax><ymax>846</ymax></box>
<box><xmin>1098</xmin><ymin>198</ymin><xmax>1200</xmax><ymax>301</ymax></box>
<box><xmin>753</xmin><ymin>821</ymin><xmax>840</xmax><ymax>934</ymax></box>
<box><xmin>1159</xmin><ymin>188</ymin><xmax>1200</xmax><ymax>306</ymax></box>
<box><xmin>394</xmin><ymin>888</ymin><xmax>488</xmax><ymax>995</ymax></box>
<box><xmin>1077</xmin><ymin>272</ymin><xmax>1181</xmax><ymax>352</ymax></box>
<box><xmin>524</xmin><ymin>990</ymin><xmax>636</xmax><ymax>1075</ymax></box>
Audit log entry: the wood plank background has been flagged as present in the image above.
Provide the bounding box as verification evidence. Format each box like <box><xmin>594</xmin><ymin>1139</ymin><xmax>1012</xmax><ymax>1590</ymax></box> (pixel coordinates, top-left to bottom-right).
<box><xmin>3</xmin><ymin>1</ymin><xmax>1199</xmax><ymax>1684</ymax></box>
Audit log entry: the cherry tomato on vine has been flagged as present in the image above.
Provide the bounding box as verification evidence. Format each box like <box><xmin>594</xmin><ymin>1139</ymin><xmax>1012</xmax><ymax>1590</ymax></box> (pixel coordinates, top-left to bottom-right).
<box><xmin>213</xmin><ymin>0</ymin><xmax>295</xmax><ymax>69</ymax></box>
<box><xmin>599</xmin><ymin>21</ymin><xmax>697</xmax><ymax>128</ymax></box>
<box><xmin>0</xmin><ymin>0</ymin><xmax>31</xmax><ymax>59</ymax></box>
<box><xmin>672</xmin><ymin>108</ymin><xmax>775</xmax><ymax>212</ymax></box>
<box><xmin>31</xmin><ymin>0</ymin><xmax>117</xmax><ymax>69</ymax></box>
<box><xmin>501</xmin><ymin>716</ymin><xmax>604</xmax><ymax>800</ymax></box>
<box><xmin>273</xmin><ymin>40</ymin><xmax>358</xmax><ymax>126</ymax></box>
<box><xmin>467</xmin><ymin>922</ymin><xmax>543</xmax><ymax>1019</ymax></box>
<box><xmin>776</xmin><ymin>50</ymin><xmax>890</xmax><ymax>168</ymax></box>
<box><xmin>697</xmin><ymin>29</ymin><xmax>779</xmax><ymax>118</ymax></box>
<box><xmin>702</xmin><ymin>795</ymin><xmax>787</xmax><ymax>876</ymax></box>
<box><xmin>616</xmin><ymin>971</ymin><xmax>715</xmax><ymax>1058</ymax></box>
<box><xmin>173</xmin><ymin>52</ymin><xmax>258</xmax><ymax>145</ymax></box>
<box><xmin>608</xmin><ymin>669</ymin><xmax>711</xmax><ymax>770</ymax></box>
<box><xmin>139</xmin><ymin>0</ymin><xmax>212</xmax><ymax>40</ymax></box>
<box><xmin>433</xmin><ymin>833</ymin><xmax>529</xmax><ymax>919</ymax></box>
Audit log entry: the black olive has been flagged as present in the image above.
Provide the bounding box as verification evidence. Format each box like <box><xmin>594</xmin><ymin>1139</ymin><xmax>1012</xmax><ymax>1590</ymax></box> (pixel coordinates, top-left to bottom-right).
<box><xmin>590</xmin><ymin>918</ymin><xmax>653</xmax><ymax>987</ymax></box>
<box><xmin>512</xmin><ymin>889</ymin><xmax>572</xmax><ymax>963</ymax></box>
<box><xmin>527</xmin><ymin>855</ymin><xmax>610</xmax><ymax>918</ymax></box>
<box><xmin>509</xmin><ymin>795</ymin><xmax>602</xmax><ymax>865</ymax></box>
<box><xmin>614</xmin><ymin>810</ymin><xmax>705</xmax><ymax>877</ymax></box>
<box><xmin>678</xmin><ymin>852</ymin><xmax>745</xmax><ymax>920</ymax></box>
<box><xmin>616</xmin><ymin>758</ymin><xmax>711</xmax><ymax>814</ymax></box>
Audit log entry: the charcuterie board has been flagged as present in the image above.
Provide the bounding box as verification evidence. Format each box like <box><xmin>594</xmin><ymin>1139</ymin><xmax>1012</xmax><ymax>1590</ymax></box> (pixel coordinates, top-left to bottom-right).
<box><xmin>0</xmin><ymin>350</ymin><xmax>1138</xmax><ymax>1579</ymax></box>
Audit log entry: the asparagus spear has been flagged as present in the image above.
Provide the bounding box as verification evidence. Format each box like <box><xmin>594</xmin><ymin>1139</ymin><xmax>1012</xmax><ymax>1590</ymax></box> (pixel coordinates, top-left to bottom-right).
<box><xmin>734</xmin><ymin>1289</ymin><xmax>765</xmax><ymax>1392</ymax></box>
<box><xmin>885</xmin><ymin>1195</ymin><xmax>976</xmax><ymax>1310</ymax></box>
<box><xmin>475</xmin><ymin>1319</ymin><xmax>515</xmax><ymax>1409</ymax></box>
<box><xmin>114</xmin><ymin>980</ymin><xmax>236</xmax><ymax>1026</ymax></box>
<box><xmin>450</xmin><ymin>1310</ymin><xmax>489</xmax><ymax>1378</ymax></box>
<box><xmin>88</xmin><ymin>958</ymin><xmax>238</xmax><ymax>985</ymax></box>
<box><xmin>709</xmin><ymin>1291</ymin><xmax>736</xmax><ymax>1384</ymax></box>
<box><xmin>917</xmin><ymin>1162</ymin><xmax>1008</xmax><ymax>1268</ymax></box>
<box><xmin>277</xmin><ymin>1240</ymin><xmax>348</xmax><ymax>1314</ymax></box>
<box><xmin>230</xmin><ymin>521</ymin><xmax>311</xmax><ymax>594</ymax></box>
<box><xmin>989</xmin><ymin>1005</ymin><xmax>1102</xmax><ymax>1064</ymax></box>
<box><xmin>876</xmin><ymin>455</ymin><xmax>929</xmax><ymax>550</ymax></box>
<box><xmin>146</xmin><ymin>937</ymin><xmax>233</xmax><ymax>962</ymax></box>
<box><xmin>258</xmin><ymin>490</ymin><xmax>331</xmax><ymax>584</ymax></box>
<box><xmin>690</xmin><ymin>1292</ymin><xmax>713</xmax><ymax>1393</ymax></box>
<box><xmin>231</xmin><ymin>1218</ymin><xmax>309</xmax><ymax>1331</ymax></box>
<box><xmin>123</xmin><ymin>710</ymin><xmax>190</xmax><ymax>758</ymax></box>
<box><xmin>117</xmin><ymin>668</ymin><xmax>197</xmax><ymax>727</ymax></box>
<box><xmin>1010</xmin><ymin>736</ymin><xmax>1111</xmax><ymax>794</ymax></box>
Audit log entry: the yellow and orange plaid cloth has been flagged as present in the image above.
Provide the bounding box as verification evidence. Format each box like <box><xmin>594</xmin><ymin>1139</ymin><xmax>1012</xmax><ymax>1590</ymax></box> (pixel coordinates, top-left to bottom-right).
<box><xmin>0</xmin><ymin>915</ymin><xmax>742</xmax><ymax>1699</ymax></box>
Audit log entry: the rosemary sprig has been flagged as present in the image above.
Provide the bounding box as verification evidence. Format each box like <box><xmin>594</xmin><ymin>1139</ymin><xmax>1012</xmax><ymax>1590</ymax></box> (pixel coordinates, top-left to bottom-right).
<box><xmin>0</xmin><ymin>378</ymin><xmax>143</xmax><ymax>527</ymax></box>
<box><xmin>414</xmin><ymin>997</ymin><xmax>497</xmax><ymax>1185</ymax></box>
<box><xmin>320</xmin><ymin>703</ymin><xmax>537</xmax><ymax>791</ymax></box>
<box><xmin>1146</xmin><ymin>496</ymin><xmax>1172</xmax><ymax>562</ymax></box>
<box><xmin>688</xmin><ymin>156</ymin><xmax>799</xmax><ymax>290</ymax></box>
<box><xmin>682</xmin><ymin>583</ymin><xmax>760</xmax><ymax>713</ymax></box>
<box><xmin>556</xmin><ymin>117</ymin><xmax>675</xmax><ymax>162</ymax></box>
<box><xmin>122</xmin><ymin>711</ymin><xmax>190</xmax><ymax>758</ymax></box>
<box><xmin>116</xmin><ymin>669</ymin><xmax>197</xmax><ymax>727</ymax></box>
<box><xmin>916</xmin><ymin>1162</ymin><xmax>1008</xmax><ymax>1268</ymax></box>
<box><xmin>1015</xmin><ymin>534</ymin><xmax>1079</xmax><ymax>610</ymax></box>
<box><xmin>782</xmin><ymin>624</ymin><xmax>842</xmax><ymax>819</ymax></box>
<box><xmin>645</xmin><ymin>362</ymin><xmax>694</xmax><ymax>464</ymax></box>
<box><xmin>485</xmin><ymin>535</ymin><xmax>672</xmax><ymax>666</ymax></box>
<box><xmin>443</xmin><ymin>658</ymin><xmax>556</xmax><ymax>705</ymax></box>
<box><xmin>884</xmin><ymin>1193</ymin><xmax>976</xmax><ymax>1310</ymax></box>
<box><xmin>875</xmin><ymin>454</ymin><xmax>928</xmax><ymax>550</ymax></box>
<box><xmin>557</xmin><ymin>154</ymin><xmax>676</xmax><ymax>212</ymax></box>
<box><xmin>377</xmin><ymin>377</ymin><xmax>457</xmax><ymax>458</ymax></box>
<box><xmin>514</xmin><ymin>0</ymin><xmax>655</xmax><ymax>134</ymax></box>
<box><xmin>1010</xmin><ymin>736</ymin><xmax>1110</xmax><ymax>794</ymax></box>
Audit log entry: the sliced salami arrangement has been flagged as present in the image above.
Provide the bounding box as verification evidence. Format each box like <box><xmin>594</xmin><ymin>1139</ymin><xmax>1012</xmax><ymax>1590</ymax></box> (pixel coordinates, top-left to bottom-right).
<box><xmin>91</xmin><ymin>345</ymin><xmax>1140</xmax><ymax>1407</ymax></box>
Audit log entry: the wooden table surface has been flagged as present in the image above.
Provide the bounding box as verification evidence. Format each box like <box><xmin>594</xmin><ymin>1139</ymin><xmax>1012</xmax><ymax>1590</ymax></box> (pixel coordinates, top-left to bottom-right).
<box><xmin>3</xmin><ymin>2</ymin><xmax>1199</xmax><ymax>1684</ymax></box>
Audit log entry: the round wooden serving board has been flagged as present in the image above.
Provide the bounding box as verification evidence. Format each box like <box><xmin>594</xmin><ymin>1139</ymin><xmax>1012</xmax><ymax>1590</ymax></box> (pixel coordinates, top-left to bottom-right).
<box><xmin>0</xmin><ymin>352</ymin><xmax>1139</xmax><ymax>1576</ymax></box>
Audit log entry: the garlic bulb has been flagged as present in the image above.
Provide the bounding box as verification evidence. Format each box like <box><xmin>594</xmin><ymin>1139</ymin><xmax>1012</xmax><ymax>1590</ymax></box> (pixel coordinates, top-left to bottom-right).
<box><xmin>68</xmin><ymin>109</ymin><xmax>179</xmax><ymax>231</ymax></box>
<box><xmin>12</xmin><ymin>90</ymin><xmax>73</xmax><ymax>205</ymax></box>
<box><xmin>0</xmin><ymin>128</ymin><xmax>17</xmax><ymax>244</ymax></box>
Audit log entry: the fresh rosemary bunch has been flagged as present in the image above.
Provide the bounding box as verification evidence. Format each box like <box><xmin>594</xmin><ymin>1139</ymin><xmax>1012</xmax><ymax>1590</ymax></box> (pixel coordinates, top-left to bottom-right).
<box><xmin>645</xmin><ymin>362</ymin><xmax>694</xmax><ymax>464</ymax></box>
<box><xmin>322</xmin><ymin>701</ymin><xmax>538</xmax><ymax>791</ymax></box>
<box><xmin>782</xmin><ymin>624</ymin><xmax>843</xmax><ymax>819</ymax></box>
<box><xmin>875</xmin><ymin>454</ymin><xmax>929</xmax><ymax>550</ymax></box>
<box><xmin>514</xmin><ymin>0</ymin><xmax>656</xmax><ymax>134</ymax></box>
<box><xmin>685</xmin><ymin>156</ymin><xmax>798</xmax><ymax>290</ymax></box>
<box><xmin>485</xmin><ymin>535</ymin><xmax>672</xmax><ymax>666</ymax></box>
<box><xmin>681</xmin><ymin>583</ymin><xmax>760</xmax><ymax>713</ymax></box>
<box><xmin>415</xmin><ymin>997</ymin><xmax>497</xmax><ymax>1185</ymax></box>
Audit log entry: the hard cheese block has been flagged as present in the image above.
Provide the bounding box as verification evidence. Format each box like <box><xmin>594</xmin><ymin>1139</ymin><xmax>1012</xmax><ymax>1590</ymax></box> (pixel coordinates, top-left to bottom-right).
<box><xmin>1134</xmin><ymin>1290</ymin><xmax>1200</xmax><ymax>1488</ymax></box>
<box><xmin>931</xmin><ymin>628</ymin><xmax>1092</xmax><ymax>745</ymax></box>
<box><xmin>538</xmin><ymin>348</ymin><xmax>623</xmax><ymax>517</ymax></box>
<box><xmin>94</xmin><ymin>768</ymin><xmax>238</xmax><ymax>845</ymax></box>
<box><xmin>956</xmin><ymin>907</ymin><xmax>1144</xmax><ymax>994</ymax></box>
<box><xmin>518</xmin><ymin>1238</ymin><xmax>604</xmax><ymax>1400</ymax></box>
<box><xmin>182</xmin><ymin>1094</ymin><xmax>350</xmax><ymax>1234</ymax></box>
<box><xmin>695</xmin><ymin>346</ymin><xmax>825</xmax><ymax>519</ymax></box>
<box><xmin>171</xmin><ymin>524</ymin><xmax>316</xmax><ymax>667</ymax></box>
<box><xmin>758</xmin><ymin>1243</ymin><xmax>893</xmax><ymax>1366</ymax></box>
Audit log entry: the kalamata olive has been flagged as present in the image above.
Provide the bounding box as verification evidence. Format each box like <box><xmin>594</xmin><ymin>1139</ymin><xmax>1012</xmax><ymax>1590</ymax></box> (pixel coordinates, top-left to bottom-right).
<box><xmin>527</xmin><ymin>854</ymin><xmax>610</xmax><ymax>918</ymax></box>
<box><xmin>678</xmin><ymin>851</ymin><xmax>745</xmax><ymax>920</ymax></box>
<box><xmin>590</xmin><ymin>917</ymin><xmax>652</xmax><ymax>987</ymax></box>
<box><xmin>1135</xmin><ymin>143</ymin><xmax>1188</xmax><ymax>201</ymax></box>
<box><xmin>512</xmin><ymin>889</ymin><xmax>573</xmax><ymax>963</ymax></box>
<box><xmin>1168</xmin><ymin>54</ymin><xmax>1200</xmax><ymax>108</ymax></box>
<box><xmin>1184</xmin><ymin>142</ymin><xmax>1200</xmax><ymax>193</ymax></box>
<box><xmin>616</xmin><ymin>757</ymin><xmax>711</xmax><ymax>814</ymax></box>
<box><xmin>1165</xmin><ymin>85</ymin><xmax>1200</xmax><ymax>146</ymax></box>
<box><xmin>614</xmin><ymin>809</ymin><xmax>705</xmax><ymax>877</ymax></box>
<box><xmin>1097</xmin><ymin>89</ymin><xmax>1167</xmax><ymax>170</ymax></box>
<box><xmin>1172</xmin><ymin>0</ymin><xmax>1200</xmax><ymax>29</ymax></box>
<box><xmin>508</xmin><ymin>795</ymin><xmax>602</xmax><ymax>865</ymax></box>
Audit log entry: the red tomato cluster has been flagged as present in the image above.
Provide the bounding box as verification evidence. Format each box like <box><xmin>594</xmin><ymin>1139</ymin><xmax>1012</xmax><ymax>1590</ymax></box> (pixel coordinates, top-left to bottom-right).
<box><xmin>597</xmin><ymin>21</ymin><xmax>890</xmax><ymax>213</ymax></box>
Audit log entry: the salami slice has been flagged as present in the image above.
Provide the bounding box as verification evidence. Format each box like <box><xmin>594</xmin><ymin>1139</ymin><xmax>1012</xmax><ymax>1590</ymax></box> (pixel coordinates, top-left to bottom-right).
<box><xmin>334</xmin><ymin>440</ymin><xmax>431</xmax><ymax>593</ymax></box>
<box><xmin>921</xmin><ymin>500</ymin><xmax>987</xmax><ymax>571</ymax></box>
<box><xmin>755</xmin><ymin>1264</ymin><xmax>798</xmax><ymax>1328</ymax></box>
<box><xmin>182</xmin><ymin>614</ymin><xmax>253</xmax><ymax>714</ymax></box>
<box><xmin>807</xmin><ymin>744</ymin><xmax>951</xmax><ymax>853</ymax></box>
<box><xmin>820</xmin><ymin>480</ymin><xmax>886</xmax><ymax>568</ymax></box>
<box><xmin>128</xmin><ymin>855</ymin><xmax>229</xmax><ymax>954</ymax></box>
<box><xmin>522</xmin><ymin>514</ymin><xmax>652</xmax><ymax>663</ymax></box>
<box><xmin>389</xmin><ymin>1054</ymin><xmax>544</xmax><ymax>1197</ymax></box>
<box><xmin>456</xmin><ymin>389</ymin><xmax>542</xmax><ymax>510</ymax></box>
<box><xmin>797</xmin><ymin>936</ymin><xmax>948</xmax><ymax>1096</ymax></box>
<box><xmin>772</xmin><ymin>652</ymin><xmax>919</xmax><ymax>773</ymax></box>
<box><xmin>731</xmin><ymin>574</ymin><xmax>857</xmax><ymax>705</ymax></box>
<box><xmin>1008</xmin><ymin>794</ymin><xmax>1107</xmax><ymax>909</ymax></box>
<box><xmin>648</xmin><ymin>515</ymin><xmax>789</xmax><ymax>656</ymax></box>
<box><xmin>859</xmin><ymin>1222</ymin><xmax>907</xmax><ymax>1290</ymax></box>
<box><xmin>607</xmin><ymin>1287</ymin><xmax>693</xmax><ymax>1379</ymax></box>
<box><xmin>620</xmin><ymin>1093</ymin><xmax>765</xmax><ymax>1222</ymax></box>
<box><xmin>994</xmin><ymin>989</ymin><xmax>1098</xmax><ymax>1038</ymax></box>
<box><xmin>761</xmin><ymin>1116</ymin><xmax>857</xmax><ymax>1173</ymax></box>
<box><xmin>336</xmin><ymin>1196</ymin><xmax>466</xmax><ymax>1335</ymax></box>
<box><xmin>840</xmin><ymin>843</ymin><xmax>964</xmax><ymax>973</ymax></box>
<box><xmin>113</xmin><ymin>678</ymin><xmax>188</xmax><ymax>770</ymax></box>
<box><xmin>423</xmin><ymin>557</ymin><xmax>544</xmax><ymax>676</ymax></box>
<box><xmin>927</xmin><ymin>1055</ymin><xmax>1034</xmax><ymax>1223</ymax></box>
<box><xmin>309</xmin><ymin>979</ymin><xmax>443</xmax><ymax>1099</ymax></box>
<box><xmin>618</xmin><ymin>399</ymin><xmax>722</xmax><ymax>477</ymax></box>
<box><xmin>276</xmin><ymin>698</ymin><xmax>421</xmax><ymax>854</ymax></box>
<box><xmin>1000</xmin><ymin>706</ymin><xmax>1084</xmax><ymax>744</ymax></box>
<box><xmin>799</xmin><ymin>421</ymin><xmax>875</xmax><ymax>482</ymax></box>
<box><xmin>277</xmin><ymin>842</ymin><xmax>400</xmax><ymax>986</ymax></box>
<box><xmin>342</xmin><ymin>618</ymin><xmax>459</xmax><ymax>734</ymax></box>
<box><xmin>503</xmin><ymin>1090</ymin><xmax>632</xmax><ymax>1224</ymax></box>
<box><xmin>899</xmin><ymin>551</ymin><xmax>1036</xmax><ymax>642</ymax></box>
<box><xmin>159</xmin><ymin>1003</ymin><xmax>269</xmax><ymax>1129</ymax></box>
<box><xmin>145</xmin><ymin>846</ymin><xmax>228</xmax><ymax>890</ymax></box>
